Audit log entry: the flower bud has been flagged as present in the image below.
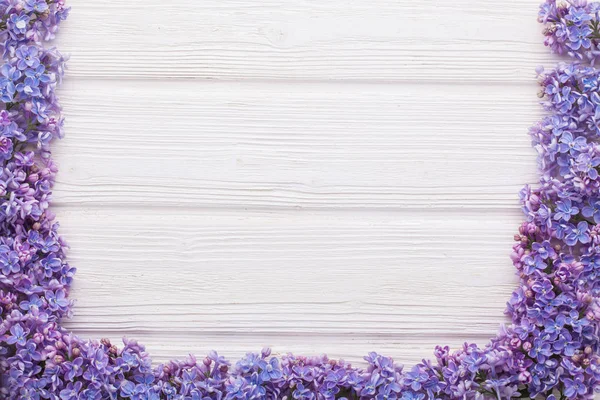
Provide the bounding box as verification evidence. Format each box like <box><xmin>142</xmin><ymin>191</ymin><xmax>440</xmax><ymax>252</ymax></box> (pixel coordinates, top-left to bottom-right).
<box><xmin>583</xmin><ymin>358</ymin><xmax>591</xmax><ymax>366</ymax></box>
<box><xmin>33</xmin><ymin>332</ymin><xmax>44</xmax><ymax>344</ymax></box>
<box><xmin>518</xmin><ymin>371</ymin><xmax>531</xmax><ymax>383</ymax></box>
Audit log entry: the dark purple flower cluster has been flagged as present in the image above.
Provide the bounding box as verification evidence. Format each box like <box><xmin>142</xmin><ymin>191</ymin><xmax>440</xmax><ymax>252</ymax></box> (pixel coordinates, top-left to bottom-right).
<box><xmin>2</xmin><ymin>1</ymin><xmax>600</xmax><ymax>399</ymax></box>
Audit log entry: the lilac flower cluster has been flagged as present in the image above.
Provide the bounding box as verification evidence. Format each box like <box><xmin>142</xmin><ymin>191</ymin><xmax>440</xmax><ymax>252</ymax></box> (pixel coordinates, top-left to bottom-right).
<box><xmin>539</xmin><ymin>0</ymin><xmax>600</xmax><ymax>64</ymax></box>
<box><xmin>2</xmin><ymin>0</ymin><xmax>600</xmax><ymax>399</ymax></box>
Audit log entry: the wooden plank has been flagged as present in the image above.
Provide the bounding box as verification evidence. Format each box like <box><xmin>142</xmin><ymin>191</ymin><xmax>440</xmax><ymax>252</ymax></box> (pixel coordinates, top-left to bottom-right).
<box><xmin>58</xmin><ymin>207</ymin><xmax>520</xmax><ymax>365</ymax></box>
<box><xmin>52</xmin><ymin>79</ymin><xmax>539</xmax><ymax>210</ymax></box>
<box><xmin>55</xmin><ymin>0</ymin><xmax>554</xmax><ymax>82</ymax></box>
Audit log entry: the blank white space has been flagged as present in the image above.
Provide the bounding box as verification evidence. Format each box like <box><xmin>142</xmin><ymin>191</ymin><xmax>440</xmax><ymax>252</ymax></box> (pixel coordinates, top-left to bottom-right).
<box><xmin>54</xmin><ymin>0</ymin><xmax>548</xmax><ymax>367</ymax></box>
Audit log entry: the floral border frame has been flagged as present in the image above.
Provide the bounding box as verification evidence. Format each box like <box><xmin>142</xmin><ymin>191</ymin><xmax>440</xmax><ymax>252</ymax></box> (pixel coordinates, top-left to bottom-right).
<box><xmin>2</xmin><ymin>1</ymin><xmax>600</xmax><ymax>399</ymax></box>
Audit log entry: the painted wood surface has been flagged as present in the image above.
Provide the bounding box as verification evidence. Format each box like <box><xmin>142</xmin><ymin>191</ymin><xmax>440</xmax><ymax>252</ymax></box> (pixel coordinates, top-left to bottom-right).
<box><xmin>52</xmin><ymin>0</ymin><xmax>558</xmax><ymax>367</ymax></box>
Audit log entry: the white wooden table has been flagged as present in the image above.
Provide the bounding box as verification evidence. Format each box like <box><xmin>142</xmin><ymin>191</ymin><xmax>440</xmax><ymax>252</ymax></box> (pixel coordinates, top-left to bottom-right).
<box><xmin>53</xmin><ymin>0</ymin><xmax>554</xmax><ymax>368</ymax></box>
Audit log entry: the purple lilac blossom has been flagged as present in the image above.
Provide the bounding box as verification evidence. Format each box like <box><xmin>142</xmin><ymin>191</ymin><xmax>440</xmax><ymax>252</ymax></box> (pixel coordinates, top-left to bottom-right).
<box><xmin>1</xmin><ymin>1</ymin><xmax>600</xmax><ymax>399</ymax></box>
<box><xmin>540</xmin><ymin>1</ymin><xmax>600</xmax><ymax>63</ymax></box>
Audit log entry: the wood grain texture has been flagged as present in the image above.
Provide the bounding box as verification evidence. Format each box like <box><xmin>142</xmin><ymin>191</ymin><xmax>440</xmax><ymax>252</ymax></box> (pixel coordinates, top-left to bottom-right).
<box><xmin>58</xmin><ymin>208</ymin><xmax>519</xmax><ymax>366</ymax></box>
<box><xmin>54</xmin><ymin>0</ymin><xmax>557</xmax><ymax>82</ymax></box>
<box><xmin>54</xmin><ymin>0</ymin><xmax>550</xmax><ymax>370</ymax></box>
<box><xmin>52</xmin><ymin>80</ymin><xmax>539</xmax><ymax>210</ymax></box>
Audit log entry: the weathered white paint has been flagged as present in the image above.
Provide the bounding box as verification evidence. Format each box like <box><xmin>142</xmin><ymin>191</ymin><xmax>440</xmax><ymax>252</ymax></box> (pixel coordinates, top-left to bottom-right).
<box><xmin>52</xmin><ymin>0</ymin><xmax>559</xmax><ymax>368</ymax></box>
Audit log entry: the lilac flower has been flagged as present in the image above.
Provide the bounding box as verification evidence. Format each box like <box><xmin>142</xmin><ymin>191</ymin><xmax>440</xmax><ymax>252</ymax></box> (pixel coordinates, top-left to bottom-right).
<box><xmin>41</xmin><ymin>256</ymin><xmax>62</xmax><ymax>277</ymax></box>
<box><xmin>293</xmin><ymin>365</ymin><xmax>315</xmax><ymax>381</ymax></box>
<box><xmin>575</xmin><ymin>153</ymin><xmax>600</xmax><ymax>178</ymax></box>
<box><xmin>225</xmin><ymin>378</ymin><xmax>247</xmax><ymax>399</ymax></box>
<box><xmin>87</xmin><ymin>346</ymin><xmax>108</xmax><ymax>371</ymax></box>
<box><xmin>24</xmin><ymin>0</ymin><xmax>49</xmax><ymax>13</ymax></box>
<box><xmin>1</xmin><ymin>64</ymin><xmax>21</xmax><ymax>84</ymax></box>
<box><xmin>9</xmin><ymin>13</ymin><xmax>30</xmax><ymax>35</ymax></box>
<box><xmin>557</xmin><ymin>86</ymin><xmax>576</xmax><ymax>112</ymax></box>
<box><xmin>134</xmin><ymin>373</ymin><xmax>154</xmax><ymax>385</ymax></box>
<box><xmin>258</xmin><ymin>357</ymin><xmax>282</xmax><ymax>381</ymax></box>
<box><xmin>25</xmin><ymin>64</ymin><xmax>50</xmax><ymax>84</ymax></box>
<box><xmin>19</xmin><ymin>294</ymin><xmax>43</xmax><ymax>311</ymax></box>
<box><xmin>531</xmin><ymin>240</ymin><xmax>555</xmax><ymax>259</ymax></box>
<box><xmin>0</xmin><ymin>79</ymin><xmax>15</xmax><ymax>102</ymax></box>
<box><xmin>6</xmin><ymin>324</ymin><xmax>28</xmax><ymax>346</ymax></box>
<box><xmin>565</xmin><ymin>221</ymin><xmax>591</xmax><ymax>245</ymax></box>
<box><xmin>376</xmin><ymin>384</ymin><xmax>401</xmax><ymax>400</ymax></box>
<box><xmin>554</xmin><ymin>199</ymin><xmax>579</xmax><ymax>221</ymax></box>
<box><xmin>59</xmin><ymin>382</ymin><xmax>82</xmax><ymax>400</ymax></box>
<box><xmin>45</xmin><ymin>289</ymin><xmax>69</xmax><ymax>312</ymax></box>
<box><xmin>31</xmin><ymin>99</ymin><xmax>49</xmax><ymax>123</ymax></box>
<box><xmin>563</xmin><ymin>375</ymin><xmax>588</xmax><ymax>398</ymax></box>
<box><xmin>522</xmin><ymin>254</ymin><xmax>547</xmax><ymax>275</ymax></box>
<box><xmin>559</xmin><ymin>132</ymin><xmax>587</xmax><ymax>154</ymax></box>
<box><xmin>538</xmin><ymin>2</ymin><xmax>556</xmax><ymax>23</ymax></box>
<box><xmin>531</xmin><ymin>278</ymin><xmax>555</xmax><ymax>301</ymax></box>
<box><xmin>528</xmin><ymin>338</ymin><xmax>552</xmax><ymax>361</ymax></box>
<box><xmin>80</xmin><ymin>388</ymin><xmax>102</xmax><ymax>400</ymax></box>
<box><xmin>553</xmin><ymin>330</ymin><xmax>580</xmax><ymax>356</ymax></box>
<box><xmin>404</xmin><ymin>365</ymin><xmax>430</xmax><ymax>390</ymax></box>
<box><xmin>16</xmin><ymin>76</ymin><xmax>41</xmax><ymax>97</ymax></box>
<box><xmin>63</xmin><ymin>357</ymin><xmax>84</xmax><ymax>381</ymax></box>
<box><xmin>318</xmin><ymin>382</ymin><xmax>340</xmax><ymax>398</ymax></box>
<box><xmin>537</xmin><ymin>204</ymin><xmax>552</xmax><ymax>228</ymax></box>
<box><xmin>15</xmin><ymin>45</ymin><xmax>40</xmax><ymax>70</ymax></box>
<box><xmin>400</xmin><ymin>392</ymin><xmax>425</xmax><ymax>400</ymax></box>
<box><xmin>293</xmin><ymin>383</ymin><xmax>313</xmax><ymax>400</ymax></box>
<box><xmin>565</xmin><ymin>7</ymin><xmax>592</xmax><ymax>25</ymax></box>
<box><xmin>582</xmin><ymin>199</ymin><xmax>600</xmax><ymax>223</ymax></box>
<box><xmin>567</xmin><ymin>25</ymin><xmax>593</xmax><ymax>50</ymax></box>
<box><xmin>0</xmin><ymin>245</ymin><xmax>19</xmax><ymax>274</ymax></box>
